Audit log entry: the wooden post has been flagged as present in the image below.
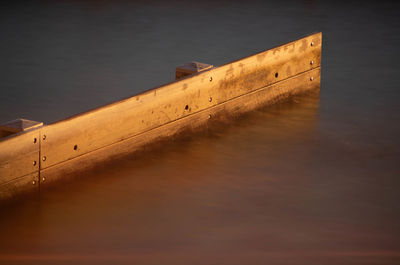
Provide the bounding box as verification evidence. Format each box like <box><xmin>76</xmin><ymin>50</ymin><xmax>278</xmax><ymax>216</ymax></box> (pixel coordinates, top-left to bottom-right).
<box><xmin>0</xmin><ymin>118</ymin><xmax>43</xmax><ymax>138</ymax></box>
<box><xmin>175</xmin><ymin>61</ymin><xmax>213</xmax><ymax>80</ymax></box>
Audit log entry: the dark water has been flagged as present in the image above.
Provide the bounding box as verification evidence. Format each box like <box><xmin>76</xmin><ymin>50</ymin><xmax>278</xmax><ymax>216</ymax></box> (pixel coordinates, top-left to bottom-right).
<box><xmin>1</xmin><ymin>1</ymin><xmax>400</xmax><ymax>264</ymax></box>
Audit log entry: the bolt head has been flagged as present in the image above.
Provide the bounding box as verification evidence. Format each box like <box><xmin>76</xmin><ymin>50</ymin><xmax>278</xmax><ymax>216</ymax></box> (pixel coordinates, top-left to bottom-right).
<box><xmin>42</xmin><ymin>135</ymin><xmax>46</xmax><ymax>140</ymax></box>
<box><xmin>310</xmin><ymin>41</ymin><xmax>314</xmax><ymax>46</ymax></box>
<box><xmin>310</xmin><ymin>76</ymin><xmax>314</xmax><ymax>81</ymax></box>
<box><xmin>33</xmin><ymin>161</ymin><xmax>37</xmax><ymax>166</ymax></box>
<box><xmin>42</xmin><ymin>156</ymin><xmax>47</xmax><ymax>161</ymax></box>
<box><xmin>32</xmin><ymin>180</ymin><xmax>36</xmax><ymax>185</ymax></box>
<box><xmin>209</xmin><ymin>77</ymin><xmax>213</xmax><ymax>82</ymax></box>
<box><xmin>310</xmin><ymin>60</ymin><xmax>314</xmax><ymax>65</ymax></box>
<box><xmin>42</xmin><ymin>177</ymin><xmax>46</xmax><ymax>182</ymax></box>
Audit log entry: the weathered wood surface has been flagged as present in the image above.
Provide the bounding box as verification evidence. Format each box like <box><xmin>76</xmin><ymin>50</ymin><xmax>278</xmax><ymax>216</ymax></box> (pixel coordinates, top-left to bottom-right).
<box><xmin>0</xmin><ymin>118</ymin><xmax>43</xmax><ymax>138</ymax></box>
<box><xmin>176</xmin><ymin>62</ymin><xmax>214</xmax><ymax>79</ymax></box>
<box><xmin>0</xmin><ymin>32</ymin><xmax>322</xmax><ymax>199</ymax></box>
<box><xmin>0</xmin><ymin>130</ymin><xmax>40</xmax><ymax>199</ymax></box>
<box><xmin>40</xmin><ymin>67</ymin><xmax>320</xmax><ymax>186</ymax></box>
<box><xmin>0</xmin><ymin>172</ymin><xmax>39</xmax><ymax>200</ymax></box>
<box><xmin>40</xmin><ymin>32</ymin><xmax>321</xmax><ymax>170</ymax></box>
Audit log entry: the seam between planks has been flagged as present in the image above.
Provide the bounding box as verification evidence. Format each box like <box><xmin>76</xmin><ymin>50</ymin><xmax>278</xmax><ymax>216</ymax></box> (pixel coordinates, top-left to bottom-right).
<box><xmin>40</xmin><ymin>66</ymin><xmax>320</xmax><ymax>170</ymax></box>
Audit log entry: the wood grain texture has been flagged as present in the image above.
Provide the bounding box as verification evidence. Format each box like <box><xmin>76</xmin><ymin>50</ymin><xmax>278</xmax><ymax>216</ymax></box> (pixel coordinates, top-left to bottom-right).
<box><xmin>40</xmin><ymin>67</ymin><xmax>320</xmax><ymax>185</ymax></box>
<box><xmin>0</xmin><ymin>33</ymin><xmax>322</xmax><ymax>198</ymax></box>
<box><xmin>40</xmin><ymin>33</ymin><xmax>322</xmax><ymax>170</ymax></box>
<box><xmin>0</xmin><ymin>129</ymin><xmax>40</xmax><ymax>186</ymax></box>
<box><xmin>0</xmin><ymin>172</ymin><xmax>39</xmax><ymax>200</ymax></box>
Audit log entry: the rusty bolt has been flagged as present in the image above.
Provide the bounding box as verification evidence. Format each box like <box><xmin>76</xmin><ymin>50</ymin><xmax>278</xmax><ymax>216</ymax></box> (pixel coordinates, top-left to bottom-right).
<box><xmin>310</xmin><ymin>76</ymin><xmax>314</xmax><ymax>81</ymax></box>
<box><xmin>33</xmin><ymin>161</ymin><xmax>37</xmax><ymax>166</ymax></box>
<box><xmin>208</xmin><ymin>114</ymin><xmax>212</xmax><ymax>119</ymax></box>
<box><xmin>42</xmin><ymin>177</ymin><xmax>46</xmax><ymax>182</ymax></box>
<box><xmin>310</xmin><ymin>60</ymin><xmax>314</xmax><ymax>65</ymax></box>
<box><xmin>209</xmin><ymin>97</ymin><xmax>212</xmax><ymax>102</ymax></box>
<box><xmin>42</xmin><ymin>156</ymin><xmax>47</xmax><ymax>161</ymax></box>
<box><xmin>42</xmin><ymin>135</ymin><xmax>46</xmax><ymax>140</ymax></box>
<box><xmin>209</xmin><ymin>77</ymin><xmax>213</xmax><ymax>82</ymax></box>
<box><xmin>32</xmin><ymin>180</ymin><xmax>36</xmax><ymax>185</ymax></box>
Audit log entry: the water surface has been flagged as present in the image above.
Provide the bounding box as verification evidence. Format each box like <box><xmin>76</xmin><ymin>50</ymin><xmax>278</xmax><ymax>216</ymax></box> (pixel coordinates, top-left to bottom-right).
<box><xmin>0</xmin><ymin>1</ymin><xmax>399</xmax><ymax>264</ymax></box>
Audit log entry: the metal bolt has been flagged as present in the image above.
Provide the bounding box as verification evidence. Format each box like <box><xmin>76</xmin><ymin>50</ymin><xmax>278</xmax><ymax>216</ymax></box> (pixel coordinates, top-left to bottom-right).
<box><xmin>209</xmin><ymin>97</ymin><xmax>212</xmax><ymax>102</ymax></box>
<box><xmin>33</xmin><ymin>138</ymin><xmax>37</xmax><ymax>143</ymax></box>
<box><xmin>209</xmin><ymin>77</ymin><xmax>213</xmax><ymax>82</ymax></box>
<box><xmin>32</xmin><ymin>180</ymin><xmax>36</xmax><ymax>185</ymax></box>
<box><xmin>310</xmin><ymin>76</ymin><xmax>314</xmax><ymax>81</ymax></box>
<box><xmin>42</xmin><ymin>177</ymin><xmax>46</xmax><ymax>182</ymax></box>
<box><xmin>208</xmin><ymin>114</ymin><xmax>212</xmax><ymax>119</ymax></box>
<box><xmin>42</xmin><ymin>135</ymin><xmax>46</xmax><ymax>140</ymax></box>
<box><xmin>310</xmin><ymin>60</ymin><xmax>314</xmax><ymax>65</ymax></box>
<box><xmin>42</xmin><ymin>156</ymin><xmax>47</xmax><ymax>161</ymax></box>
<box><xmin>310</xmin><ymin>41</ymin><xmax>314</xmax><ymax>47</ymax></box>
<box><xmin>33</xmin><ymin>161</ymin><xmax>37</xmax><ymax>166</ymax></box>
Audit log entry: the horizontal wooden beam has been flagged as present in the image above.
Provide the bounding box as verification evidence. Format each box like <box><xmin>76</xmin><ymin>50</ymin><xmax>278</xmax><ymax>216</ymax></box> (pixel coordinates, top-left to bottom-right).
<box><xmin>0</xmin><ymin>128</ymin><xmax>40</xmax><ymax>200</ymax></box>
<box><xmin>0</xmin><ymin>32</ymin><xmax>322</xmax><ymax>200</ymax></box>
<box><xmin>40</xmin><ymin>67</ymin><xmax>320</xmax><ymax>186</ymax></box>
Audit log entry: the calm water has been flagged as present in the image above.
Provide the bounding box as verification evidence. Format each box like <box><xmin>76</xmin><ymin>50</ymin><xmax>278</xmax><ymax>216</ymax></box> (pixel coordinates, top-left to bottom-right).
<box><xmin>1</xmin><ymin>1</ymin><xmax>400</xmax><ymax>264</ymax></box>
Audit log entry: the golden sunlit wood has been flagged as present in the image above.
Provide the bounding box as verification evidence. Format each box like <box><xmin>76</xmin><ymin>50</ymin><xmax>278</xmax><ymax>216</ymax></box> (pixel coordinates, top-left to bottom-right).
<box><xmin>0</xmin><ymin>32</ymin><xmax>322</xmax><ymax>199</ymax></box>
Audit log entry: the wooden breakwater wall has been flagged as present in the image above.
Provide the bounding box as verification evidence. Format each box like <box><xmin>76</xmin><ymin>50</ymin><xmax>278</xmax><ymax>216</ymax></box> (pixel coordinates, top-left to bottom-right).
<box><xmin>0</xmin><ymin>32</ymin><xmax>322</xmax><ymax>200</ymax></box>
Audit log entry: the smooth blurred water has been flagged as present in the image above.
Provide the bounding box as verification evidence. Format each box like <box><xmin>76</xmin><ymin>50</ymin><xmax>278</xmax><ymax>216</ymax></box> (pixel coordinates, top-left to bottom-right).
<box><xmin>1</xmin><ymin>0</ymin><xmax>400</xmax><ymax>264</ymax></box>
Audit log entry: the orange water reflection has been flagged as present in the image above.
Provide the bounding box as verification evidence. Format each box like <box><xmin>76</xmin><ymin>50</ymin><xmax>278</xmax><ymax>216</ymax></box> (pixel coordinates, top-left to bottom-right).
<box><xmin>1</xmin><ymin>91</ymin><xmax>399</xmax><ymax>264</ymax></box>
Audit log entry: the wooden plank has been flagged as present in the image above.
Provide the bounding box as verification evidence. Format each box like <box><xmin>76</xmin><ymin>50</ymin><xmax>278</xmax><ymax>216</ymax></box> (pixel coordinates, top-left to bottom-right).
<box><xmin>0</xmin><ymin>172</ymin><xmax>39</xmax><ymax>200</ymax></box>
<box><xmin>40</xmin><ymin>67</ymin><xmax>320</xmax><ymax>185</ymax></box>
<box><xmin>0</xmin><ymin>129</ymin><xmax>40</xmax><ymax>186</ymax></box>
<box><xmin>40</xmin><ymin>32</ymin><xmax>322</xmax><ymax>170</ymax></box>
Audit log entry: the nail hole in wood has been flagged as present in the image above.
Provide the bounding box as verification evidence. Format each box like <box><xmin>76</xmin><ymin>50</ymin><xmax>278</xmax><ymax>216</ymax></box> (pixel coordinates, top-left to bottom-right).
<box><xmin>33</xmin><ymin>138</ymin><xmax>37</xmax><ymax>143</ymax></box>
<box><xmin>275</xmin><ymin>72</ymin><xmax>278</xmax><ymax>78</ymax></box>
<box><xmin>185</xmin><ymin>105</ymin><xmax>189</xmax><ymax>110</ymax></box>
<box><xmin>74</xmin><ymin>145</ymin><xmax>78</xmax><ymax>150</ymax></box>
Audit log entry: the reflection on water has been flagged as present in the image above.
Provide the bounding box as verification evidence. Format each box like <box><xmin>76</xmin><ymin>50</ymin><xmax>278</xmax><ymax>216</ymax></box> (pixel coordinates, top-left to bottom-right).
<box><xmin>1</xmin><ymin>91</ymin><xmax>399</xmax><ymax>264</ymax></box>
<box><xmin>1</xmin><ymin>0</ymin><xmax>400</xmax><ymax>264</ymax></box>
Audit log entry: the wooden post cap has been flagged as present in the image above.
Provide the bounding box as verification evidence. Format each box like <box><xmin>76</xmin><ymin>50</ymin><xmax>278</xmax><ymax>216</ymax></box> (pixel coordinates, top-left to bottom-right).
<box><xmin>175</xmin><ymin>61</ymin><xmax>213</xmax><ymax>80</ymax></box>
<box><xmin>0</xmin><ymin>118</ymin><xmax>43</xmax><ymax>138</ymax></box>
